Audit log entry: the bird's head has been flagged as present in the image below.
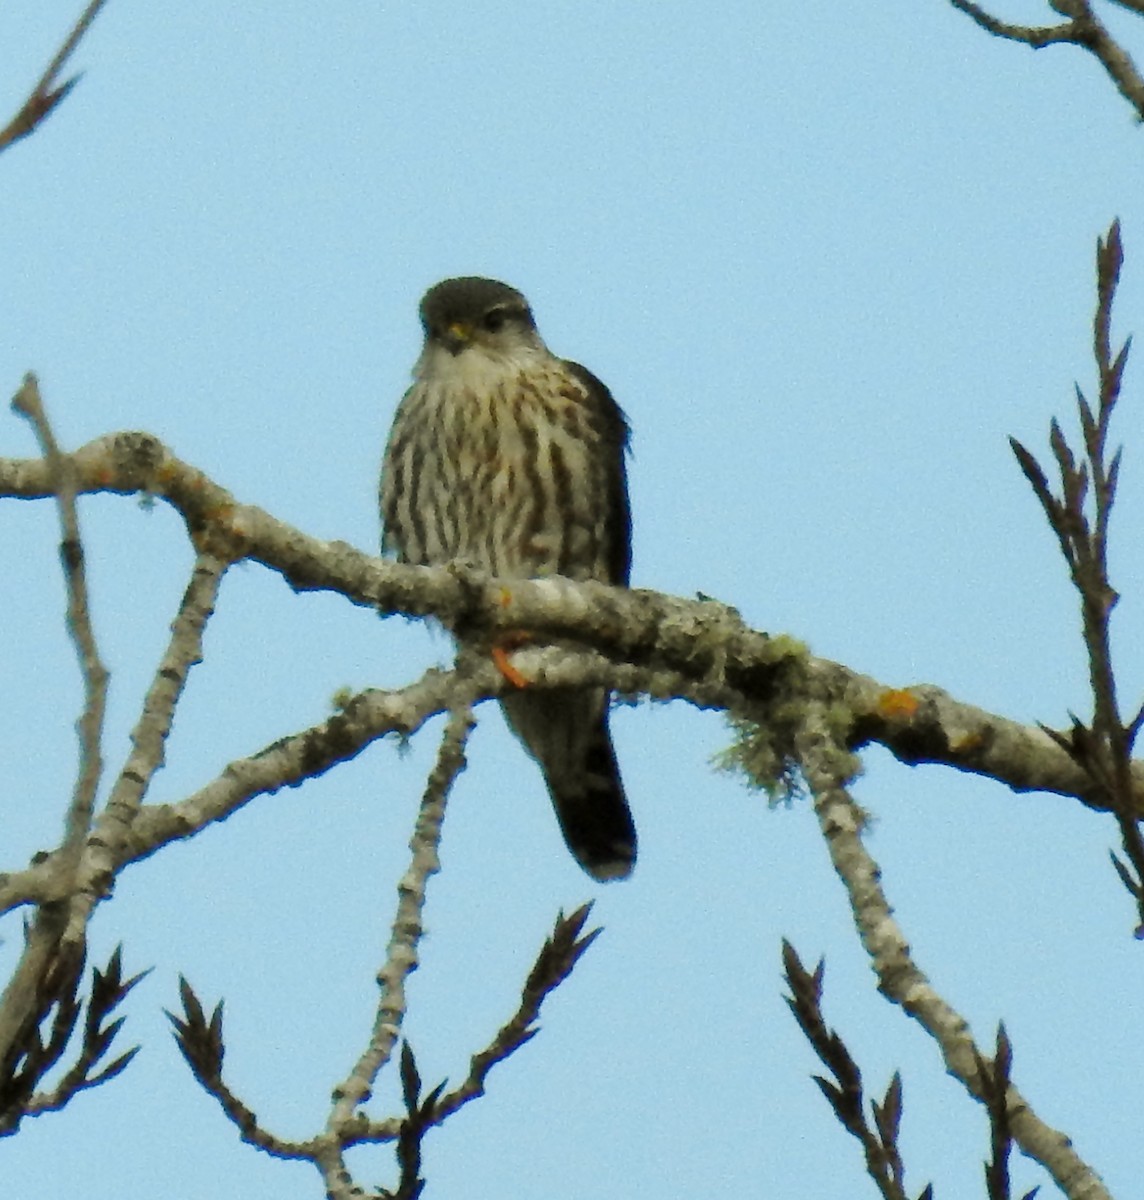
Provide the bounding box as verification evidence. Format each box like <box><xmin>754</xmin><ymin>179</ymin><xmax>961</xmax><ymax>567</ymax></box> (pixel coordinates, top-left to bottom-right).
<box><xmin>418</xmin><ymin>277</ymin><xmax>542</xmax><ymax>359</ymax></box>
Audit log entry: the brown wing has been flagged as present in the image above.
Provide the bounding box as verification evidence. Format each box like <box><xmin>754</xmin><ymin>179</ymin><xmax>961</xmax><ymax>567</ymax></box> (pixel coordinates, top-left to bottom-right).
<box><xmin>563</xmin><ymin>360</ymin><xmax>632</xmax><ymax>587</ymax></box>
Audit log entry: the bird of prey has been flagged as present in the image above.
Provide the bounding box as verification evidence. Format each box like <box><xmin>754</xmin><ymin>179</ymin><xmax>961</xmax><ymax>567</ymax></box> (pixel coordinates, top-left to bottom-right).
<box><xmin>380</xmin><ymin>276</ymin><xmax>636</xmax><ymax>881</ymax></box>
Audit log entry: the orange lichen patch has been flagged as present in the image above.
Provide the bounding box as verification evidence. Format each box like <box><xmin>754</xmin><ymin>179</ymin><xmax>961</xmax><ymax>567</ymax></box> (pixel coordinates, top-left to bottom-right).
<box><xmin>877</xmin><ymin>689</ymin><xmax>919</xmax><ymax>720</ymax></box>
<box><xmin>497</xmin><ymin>585</ymin><xmax>514</xmax><ymax>608</ymax></box>
<box><xmin>492</xmin><ymin>642</ymin><xmax>529</xmax><ymax>688</ymax></box>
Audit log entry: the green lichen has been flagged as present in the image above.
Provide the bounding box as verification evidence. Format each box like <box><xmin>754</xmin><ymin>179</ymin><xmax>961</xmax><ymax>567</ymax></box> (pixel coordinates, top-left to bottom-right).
<box><xmin>713</xmin><ymin>634</ymin><xmax>861</xmax><ymax>800</ymax></box>
<box><xmin>715</xmin><ymin>705</ymin><xmax>806</xmax><ymax>804</ymax></box>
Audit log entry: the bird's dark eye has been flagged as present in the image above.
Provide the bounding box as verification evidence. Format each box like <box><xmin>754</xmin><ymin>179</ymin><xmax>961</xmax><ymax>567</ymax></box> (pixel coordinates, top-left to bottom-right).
<box><xmin>483</xmin><ymin>308</ymin><xmax>509</xmax><ymax>333</ymax></box>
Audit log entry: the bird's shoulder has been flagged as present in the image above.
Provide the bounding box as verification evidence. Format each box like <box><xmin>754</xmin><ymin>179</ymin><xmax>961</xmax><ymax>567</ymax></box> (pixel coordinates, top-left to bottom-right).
<box><xmin>559</xmin><ymin>359</ymin><xmax>631</xmax><ymax>451</ymax></box>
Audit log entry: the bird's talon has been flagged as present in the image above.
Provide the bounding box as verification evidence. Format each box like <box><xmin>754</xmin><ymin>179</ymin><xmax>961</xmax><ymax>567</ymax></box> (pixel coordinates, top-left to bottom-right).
<box><xmin>492</xmin><ymin>643</ymin><xmax>529</xmax><ymax>688</ymax></box>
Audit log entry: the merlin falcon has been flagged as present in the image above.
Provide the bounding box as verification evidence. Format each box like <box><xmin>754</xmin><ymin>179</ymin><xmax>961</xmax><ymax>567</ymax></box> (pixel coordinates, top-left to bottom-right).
<box><xmin>380</xmin><ymin>276</ymin><xmax>636</xmax><ymax>880</ymax></box>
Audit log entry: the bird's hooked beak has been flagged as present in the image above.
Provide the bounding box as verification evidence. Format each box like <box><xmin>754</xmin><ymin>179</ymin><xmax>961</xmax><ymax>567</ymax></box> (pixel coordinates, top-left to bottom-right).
<box><xmin>441</xmin><ymin>322</ymin><xmax>473</xmax><ymax>356</ymax></box>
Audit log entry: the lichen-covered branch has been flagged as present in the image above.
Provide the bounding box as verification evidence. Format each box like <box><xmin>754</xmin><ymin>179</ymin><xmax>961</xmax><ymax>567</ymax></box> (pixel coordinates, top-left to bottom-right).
<box><xmin>797</xmin><ymin>709</ymin><xmax>1111</xmax><ymax>1200</ymax></box>
<box><xmin>3</xmin><ymin>436</ymin><xmax>1137</xmax><ymax>822</ymax></box>
<box><xmin>0</xmin><ymin>376</ymin><xmax>122</xmax><ymax>1132</ymax></box>
<box><xmin>4</xmin><ymin>211</ymin><xmax>1140</xmax><ymax>1193</ymax></box>
<box><xmin>316</xmin><ymin>698</ymin><xmax>473</xmax><ymax>1194</ymax></box>
<box><xmin>11</xmin><ymin>375</ymin><xmax>107</xmax><ymax>895</ymax></box>
<box><xmin>329</xmin><ymin>699</ymin><xmax>475</xmax><ymax>1124</ymax></box>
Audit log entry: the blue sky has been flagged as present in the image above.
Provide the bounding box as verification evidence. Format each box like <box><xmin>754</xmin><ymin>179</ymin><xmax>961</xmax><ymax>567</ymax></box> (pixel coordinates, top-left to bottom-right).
<box><xmin>3</xmin><ymin>1</ymin><xmax>1144</xmax><ymax>1196</ymax></box>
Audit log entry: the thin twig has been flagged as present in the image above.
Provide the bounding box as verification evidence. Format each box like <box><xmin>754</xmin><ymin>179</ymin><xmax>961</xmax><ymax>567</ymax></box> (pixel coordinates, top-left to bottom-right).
<box><xmin>318</xmin><ymin>694</ymin><xmax>477</xmax><ymax>1193</ymax></box>
<box><xmin>11</xmin><ymin>374</ymin><xmax>107</xmax><ymax>875</ymax></box>
<box><xmin>353</xmin><ymin>697</ymin><xmax>475</xmax><ymax>1094</ymax></box>
<box><xmin>1010</xmin><ymin>222</ymin><xmax>1144</xmax><ymax>930</ymax></box>
<box><xmin>0</xmin><ymin>920</ymin><xmax>83</xmax><ymax>1126</ymax></box>
<box><xmin>0</xmin><ymin>0</ymin><xmax>110</xmax><ymax>154</ymax></box>
<box><xmin>976</xmin><ymin>1024</ymin><xmax>1040</xmax><ymax>1200</ymax></box>
<box><xmin>48</xmin><ymin>553</ymin><xmax>226</xmax><ymax>951</ymax></box>
<box><xmin>167</xmin><ymin>977</ymin><xmax>319</xmax><ymax>1160</ymax></box>
<box><xmin>429</xmin><ymin>904</ymin><xmax>601</xmax><ymax>1127</ymax></box>
<box><xmin>948</xmin><ymin>0</ymin><xmax>1144</xmax><ymax>119</ymax></box>
<box><xmin>948</xmin><ymin>1</ymin><xmax>1075</xmax><ymax>46</ymax></box>
<box><xmin>112</xmin><ymin>553</ymin><xmax>227</xmax><ymax>815</ymax></box>
<box><xmin>63</xmin><ymin>553</ymin><xmax>228</xmax><ymax>932</ymax></box>
<box><xmin>782</xmin><ymin>941</ymin><xmax>925</xmax><ymax>1200</ymax></box>
<box><xmin>0</xmin><ymin>376</ymin><xmax>111</xmax><ymax>1130</ymax></box>
<box><xmin>374</xmin><ymin>1042</ymin><xmax>445</xmax><ymax>1200</ymax></box>
<box><xmin>20</xmin><ymin>947</ymin><xmax>146</xmax><ymax>1124</ymax></box>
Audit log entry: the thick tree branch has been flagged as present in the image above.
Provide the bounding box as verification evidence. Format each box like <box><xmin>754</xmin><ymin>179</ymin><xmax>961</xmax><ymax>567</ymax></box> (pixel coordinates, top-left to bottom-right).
<box><xmin>1</xmin><ymin>391</ymin><xmax>1134</xmax><ymax>1191</ymax></box>
<box><xmin>0</xmin><ymin>620</ymin><xmax>1130</xmax><ymax>925</ymax></box>
<box><xmin>3</xmin><ymin>436</ymin><xmax>1138</xmax><ymax>824</ymax></box>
